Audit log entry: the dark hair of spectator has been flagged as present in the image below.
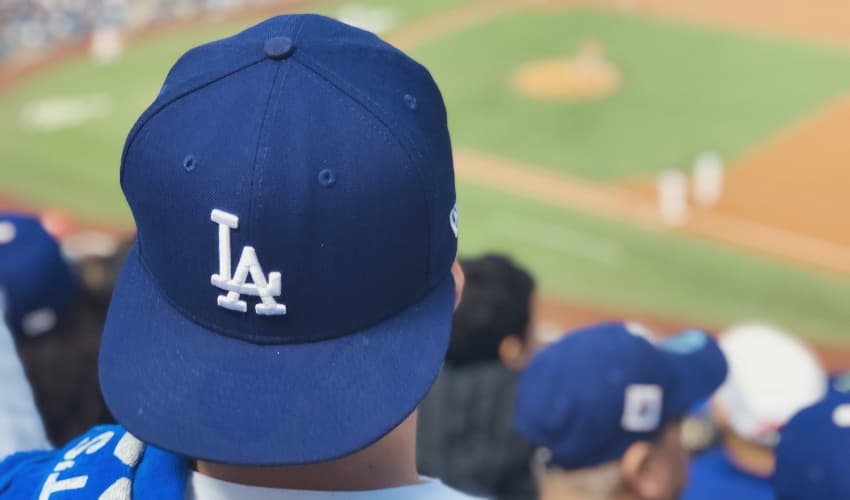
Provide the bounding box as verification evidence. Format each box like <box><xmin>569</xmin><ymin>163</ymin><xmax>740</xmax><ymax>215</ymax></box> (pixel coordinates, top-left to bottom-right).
<box><xmin>446</xmin><ymin>254</ymin><xmax>535</xmax><ymax>367</ymax></box>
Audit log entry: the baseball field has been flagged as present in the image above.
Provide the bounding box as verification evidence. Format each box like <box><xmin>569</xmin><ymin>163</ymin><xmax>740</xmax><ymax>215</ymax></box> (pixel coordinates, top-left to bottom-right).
<box><xmin>1</xmin><ymin>0</ymin><xmax>849</xmax><ymax>351</ymax></box>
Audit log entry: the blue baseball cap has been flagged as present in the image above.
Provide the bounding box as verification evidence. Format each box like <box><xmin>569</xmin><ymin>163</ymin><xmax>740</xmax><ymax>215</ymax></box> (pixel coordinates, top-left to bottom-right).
<box><xmin>772</xmin><ymin>391</ymin><xmax>850</xmax><ymax>500</ymax></box>
<box><xmin>0</xmin><ymin>213</ymin><xmax>75</xmax><ymax>338</ymax></box>
<box><xmin>99</xmin><ymin>14</ymin><xmax>457</xmax><ymax>465</ymax></box>
<box><xmin>513</xmin><ymin>322</ymin><xmax>727</xmax><ymax>469</ymax></box>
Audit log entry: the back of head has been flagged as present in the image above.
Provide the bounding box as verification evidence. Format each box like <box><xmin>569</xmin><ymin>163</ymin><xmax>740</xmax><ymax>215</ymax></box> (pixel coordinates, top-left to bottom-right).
<box><xmin>99</xmin><ymin>13</ymin><xmax>458</xmax><ymax>467</ymax></box>
<box><xmin>447</xmin><ymin>254</ymin><xmax>535</xmax><ymax>367</ymax></box>
<box><xmin>713</xmin><ymin>323</ymin><xmax>826</xmax><ymax>447</ymax></box>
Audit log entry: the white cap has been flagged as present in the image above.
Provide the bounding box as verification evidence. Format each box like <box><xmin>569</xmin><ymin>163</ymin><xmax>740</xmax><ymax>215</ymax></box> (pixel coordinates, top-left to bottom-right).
<box><xmin>713</xmin><ymin>323</ymin><xmax>826</xmax><ymax>447</ymax></box>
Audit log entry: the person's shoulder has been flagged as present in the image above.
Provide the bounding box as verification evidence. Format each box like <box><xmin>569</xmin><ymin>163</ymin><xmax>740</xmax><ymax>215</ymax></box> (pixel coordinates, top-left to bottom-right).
<box><xmin>683</xmin><ymin>447</ymin><xmax>773</xmax><ymax>500</ymax></box>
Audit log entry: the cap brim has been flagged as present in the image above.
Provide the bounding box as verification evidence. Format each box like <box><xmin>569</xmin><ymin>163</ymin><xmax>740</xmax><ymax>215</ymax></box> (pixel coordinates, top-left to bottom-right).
<box><xmin>99</xmin><ymin>244</ymin><xmax>454</xmax><ymax>465</ymax></box>
<box><xmin>659</xmin><ymin>330</ymin><xmax>728</xmax><ymax>417</ymax></box>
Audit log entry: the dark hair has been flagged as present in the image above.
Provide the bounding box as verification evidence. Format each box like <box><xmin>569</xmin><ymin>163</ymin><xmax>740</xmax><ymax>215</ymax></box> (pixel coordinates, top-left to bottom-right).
<box><xmin>446</xmin><ymin>254</ymin><xmax>535</xmax><ymax>367</ymax></box>
<box><xmin>14</xmin><ymin>241</ymin><xmax>130</xmax><ymax>446</ymax></box>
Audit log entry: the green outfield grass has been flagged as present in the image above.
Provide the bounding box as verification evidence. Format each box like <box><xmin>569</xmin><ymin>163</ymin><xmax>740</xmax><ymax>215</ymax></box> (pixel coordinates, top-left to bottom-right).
<box><xmin>458</xmin><ymin>182</ymin><xmax>850</xmax><ymax>342</ymax></box>
<box><xmin>412</xmin><ymin>9</ymin><xmax>850</xmax><ymax>179</ymax></box>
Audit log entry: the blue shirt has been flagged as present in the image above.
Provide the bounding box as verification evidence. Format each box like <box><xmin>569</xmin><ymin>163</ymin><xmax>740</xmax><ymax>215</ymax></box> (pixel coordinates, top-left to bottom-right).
<box><xmin>682</xmin><ymin>447</ymin><xmax>774</xmax><ymax>500</ymax></box>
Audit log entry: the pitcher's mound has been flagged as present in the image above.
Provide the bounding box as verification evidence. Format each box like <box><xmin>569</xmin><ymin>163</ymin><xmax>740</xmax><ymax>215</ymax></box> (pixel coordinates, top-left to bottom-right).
<box><xmin>513</xmin><ymin>41</ymin><xmax>620</xmax><ymax>101</ymax></box>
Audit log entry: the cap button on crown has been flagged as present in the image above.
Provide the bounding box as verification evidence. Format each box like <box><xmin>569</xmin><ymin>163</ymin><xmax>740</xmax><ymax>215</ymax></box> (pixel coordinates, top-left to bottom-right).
<box><xmin>264</xmin><ymin>36</ymin><xmax>294</xmax><ymax>60</ymax></box>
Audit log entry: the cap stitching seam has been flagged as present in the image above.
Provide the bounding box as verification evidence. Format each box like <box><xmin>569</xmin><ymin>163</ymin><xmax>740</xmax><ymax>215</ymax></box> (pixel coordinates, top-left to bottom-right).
<box><xmin>254</xmin><ymin>19</ymin><xmax>305</xmax><ymax>218</ymax></box>
<box><xmin>120</xmin><ymin>57</ymin><xmax>267</xmax><ymax>189</ymax></box>
<box><xmin>291</xmin><ymin>66</ymin><xmax>439</xmax><ymax>334</ymax></box>
<box><xmin>246</xmin><ymin>64</ymin><xmax>284</xmax><ymax>243</ymax></box>
<box><xmin>290</xmin><ymin>55</ymin><xmax>424</xmax><ymax>162</ymax></box>
<box><xmin>291</xmin><ymin>53</ymin><xmax>433</xmax><ymax>284</ymax></box>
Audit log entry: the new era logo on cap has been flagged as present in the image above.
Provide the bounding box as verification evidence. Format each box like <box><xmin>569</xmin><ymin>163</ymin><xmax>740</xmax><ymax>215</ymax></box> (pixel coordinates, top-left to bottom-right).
<box><xmin>622</xmin><ymin>384</ymin><xmax>663</xmax><ymax>433</ymax></box>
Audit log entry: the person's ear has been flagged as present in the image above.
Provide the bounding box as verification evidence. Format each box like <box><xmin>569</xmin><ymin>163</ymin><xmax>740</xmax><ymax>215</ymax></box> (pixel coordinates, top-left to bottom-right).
<box><xmin>451</xmin><ymin>260</ymin><xmax>465</xmax><ymax>310</ymax></box>
<box><xmin>499</xmin><ymin>335</ymin><xmax>525</xmax><ymax>371</ymax></box>
<box><xmin>709</xmin><ymin>399</ymin><xmax>731</xmax><ymax>432</ymax></box>
<box><xmin>621</xmin><ymin>441</ymin><xmax>664</xmax><ymax>499</ymax></box>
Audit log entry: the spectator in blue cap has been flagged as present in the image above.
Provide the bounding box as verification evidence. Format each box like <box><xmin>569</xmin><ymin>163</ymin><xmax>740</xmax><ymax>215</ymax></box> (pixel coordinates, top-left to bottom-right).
<box><xmin>0</xmin><ymin>13</ymin><xmax>474</xmax><ymax>500</ymax></box>
<box><xmin>0</xmin><ymin>213</ymin><xmax>75</xmax><ymax>339</ymax></box>
<box><xmin>0</xmin><ymin>212</ymin><xmax>116</xmax><ymax>448</ymax></box>
<box><xmin>0</xmin><ymin>212</ymin><xmax>72</xmax><ymax>454</ymax></box>
<box><xmin>514</xmin><ymin>322</ymin><xmax>728</xmax><ymax>500</ymax></box>
<box><xmin>771</xmin><ymin>391</ymin><xmax>850</xmax><ymax>500</ymax></box>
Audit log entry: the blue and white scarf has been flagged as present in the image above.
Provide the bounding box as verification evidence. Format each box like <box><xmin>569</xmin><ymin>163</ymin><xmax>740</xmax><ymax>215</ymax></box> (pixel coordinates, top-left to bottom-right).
<box><xmin>0</xmin><ymin>425</ymin><xmax>186</xmax><ymax>499</ymax></box>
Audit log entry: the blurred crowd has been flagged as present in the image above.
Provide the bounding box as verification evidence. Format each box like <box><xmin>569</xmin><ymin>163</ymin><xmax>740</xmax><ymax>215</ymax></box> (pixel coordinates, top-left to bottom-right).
<box><xmin>0</xmin><ymin>0</ymin><xmax>280</xmax><ymax>61</ymax></box>
<box><xmin>1</xmin><ymin>212</ymin><xmax>846</xmax><ymax>499</ymax></box>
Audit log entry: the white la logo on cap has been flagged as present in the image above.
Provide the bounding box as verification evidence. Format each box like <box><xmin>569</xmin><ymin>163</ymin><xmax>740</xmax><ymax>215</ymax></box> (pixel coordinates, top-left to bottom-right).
<box><xmin>622</xmin><ymin>384</ymin><xmax>663</xmax><ymax>432</ymax></box>
<box><xmin>210</xmin><ymin>209</ymin><xmax>286</xmax><ymax>316</ymax></box>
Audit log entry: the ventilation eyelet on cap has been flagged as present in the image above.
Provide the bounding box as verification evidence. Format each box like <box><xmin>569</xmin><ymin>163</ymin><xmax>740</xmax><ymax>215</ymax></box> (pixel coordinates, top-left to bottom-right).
<box><xmin>183</xmin><ymin>154</ymin><xmax>197</xmax><ymax>172</ymax></box>
<box><xmin>403</xmin><ymin>94</ymin><xmax>418</xmax><ymax>110</ymax></box>
<box><xmin>264</xmin><ymin>37</ymin><xmax>295</xmax><ymax>60</ymax></box>
<box><xmin>318</xmin><ymin>168</ymin><xmax>336</xmax><ymax>188</ymax></box>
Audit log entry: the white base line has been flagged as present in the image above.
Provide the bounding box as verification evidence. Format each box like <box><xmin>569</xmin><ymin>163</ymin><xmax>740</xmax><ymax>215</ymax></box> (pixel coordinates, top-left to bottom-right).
<box><xmin>456</xmin><ymin>149</ymin><xmax>850</xmax><ymax>276</ymax></box>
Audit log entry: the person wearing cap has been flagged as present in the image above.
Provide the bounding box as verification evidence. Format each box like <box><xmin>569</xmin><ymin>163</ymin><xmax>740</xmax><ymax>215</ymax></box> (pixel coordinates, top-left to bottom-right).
<box><xmin>0</xmin><ymin>14</ymin><xmax>474</xmax><ymax>500</ymax></box>
<box><xmin>1</xmin><ymin>212</ymin><xmax>118</xmax><ymax>448</ymax></box>
<box><xmin>0</xmin><ymin>213</ymin><xmax>75</xmax><ymax>459</ymax></box>
<box><xmin>0</xmin><ymin>214</ymin><xmax>76</xmax><ymax>340</ymax></box>
<box><xmin>513</xmin><ymin>322</ymin><xmax>728</xmax><ymax>500</ymax></box>
<box><xmin>418</xmin><ymin>254</ymin><xmax>539</xmax><ymax>499</ymax></box>
<box><xmin>682</xmin><ymin>324</ymin><xmax>826</xmax><ymax>500</ymax></box>
<box><xmin>771</xmin><ymin>390</ymin><xmax>850</xmax><ymax>500</ymax></box>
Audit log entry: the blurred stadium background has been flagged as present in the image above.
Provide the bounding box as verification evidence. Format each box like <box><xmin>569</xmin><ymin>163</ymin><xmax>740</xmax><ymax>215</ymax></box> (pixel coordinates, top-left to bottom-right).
<box><xmin>1</xmin><ymin>0</ymin><xmax>849</xmax><ymax>362</ymax></box>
